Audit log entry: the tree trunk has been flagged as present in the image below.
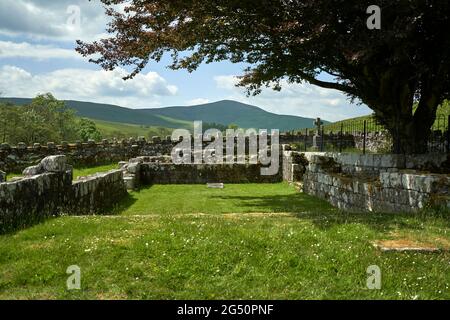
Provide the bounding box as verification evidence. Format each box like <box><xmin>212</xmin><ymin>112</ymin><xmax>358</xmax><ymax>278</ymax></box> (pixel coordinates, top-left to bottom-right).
<box><xmin>368</xmin><ymin>74</ymin><xmax>440</xmax><ymax>154</ymax></box>
<box><xmin>390</xmin><ymin>117</ymin><xmax>430</xmax><ymax>154</ymax></box>
<box><xmin>385</xmin><ymin>89</ymin><xmax>438</xmax><ymax>155</ymax></box>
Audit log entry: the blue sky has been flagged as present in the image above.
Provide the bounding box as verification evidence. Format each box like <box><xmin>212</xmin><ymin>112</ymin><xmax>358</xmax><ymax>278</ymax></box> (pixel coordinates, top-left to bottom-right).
<box><xmin>0</xmin><ymin>0</ymin><xmax>373</xmax><ymax>122</ymax></box>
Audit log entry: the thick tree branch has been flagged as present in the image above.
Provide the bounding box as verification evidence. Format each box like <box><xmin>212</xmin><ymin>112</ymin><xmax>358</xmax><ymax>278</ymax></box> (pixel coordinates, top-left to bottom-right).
<box><xmin>298</xmin><ymin>71</ymin><xmax>356</xmax><ymax>96</ymax></box>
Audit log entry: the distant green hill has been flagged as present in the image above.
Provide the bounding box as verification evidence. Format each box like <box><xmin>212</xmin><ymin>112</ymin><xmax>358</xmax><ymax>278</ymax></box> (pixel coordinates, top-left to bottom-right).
<box><xmin>0</xmin><ymin>98</ymin><xmax>191</xmax><ymax>129</ymax></box>
<box><xmin>143</xmin><ymin>100</ymin><xmax>324</xmax><ymax>131</ymax></box>
<box><xmin>0</xmin><ymin>98</ymin><xmax>323</xmax><ymax>131</ymax></box>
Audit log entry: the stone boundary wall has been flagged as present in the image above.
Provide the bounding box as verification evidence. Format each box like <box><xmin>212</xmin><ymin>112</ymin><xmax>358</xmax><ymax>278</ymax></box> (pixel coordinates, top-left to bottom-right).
<box><xmin>283</xmin><ymin>151</ymin><xmax>450</xmax><ymax>212</ymax></box>
<box><xmin>0</xmin><ymin>138</ymin><xmax>174</xmax><ymax>174</ymax></box>
<box><xmin>139</xmin><ymin>163</ymin><xmax>282</xmax><ymax>185</ymax></box>
<box><xmin>0</xmin><ymin>171</ymin><xmax>72</xmax><ymax>233</ymax></box>
<box><xmin>67</xmin><ymin>170</ymin><xmax>127</xmax><ymax>215</ymax></box>
<box><xmin>121</xmin><ymin>156</ymin><xmax>282</xmax><ymax>188</ymax></box>
<box><xmin>0</xmin><ymin>156</ymin><xmax>127</xmax><ymax>234</ymax></box>
<box><xmin>0</xmin><ymin>135</ymin><xmax>283</xmax><ymax>174</ymax></box>
<box><xmin>3</xmin><ymin>150</ymin><xmax>449</xmax><ymax>233</ymax></box>
<box><xmin>280</xmin><ymin>132</ymin><xmax>393</xmax><ymax>153</ymax></box>
<box><xmin>283</xmin><ymin>132</ymin><xmax>447</xmax><ymax>154</ymax></box>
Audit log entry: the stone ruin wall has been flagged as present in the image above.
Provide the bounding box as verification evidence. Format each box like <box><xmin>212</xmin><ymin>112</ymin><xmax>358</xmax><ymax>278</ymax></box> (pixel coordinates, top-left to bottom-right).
<box><xmin>0</xmin><ymin>155</ymin><xmax>127</xmax><ymax>234</ymax></box>
<box><xmin>0</xmin><ymin>150</ymin><xmax>283</xmax><ymax>233</ymax></box>
<box><xmin>120</xmin><ymin>156</ymin><xmax>282</xmax><ymax>190</ymax></box>
<box><xmin>280</xmin><ymin>132</ymin><xmax>394</xmax><ymax>153</ymax></box>
<box><xmin>0</xmin><ymin>134</ymin><xmax>284</xmax><ymax>174</ymax></box>
<box><xmin>1</xmin><ymin>142</ymin><xmax>450</xmax><ymax>234</ymax></box>
<box><xmin>0</xmin><ymin>137</ymin><xmax>175</xmax><ymax>174</ymax></box>
<box><xmin>1</xmin><ymin>130</ymin><xmax>447</xmax><ymax>175</ymax></box>
<box><xmin>283</xmin><ymin>151</ymin><xmax>450</xmax><ymax>212</ymax></box>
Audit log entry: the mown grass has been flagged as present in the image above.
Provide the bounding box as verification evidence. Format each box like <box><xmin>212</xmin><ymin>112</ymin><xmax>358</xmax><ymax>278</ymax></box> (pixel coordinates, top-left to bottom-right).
<box><xmin>5</xmin><ymin>172</ymin><xmax>22</xmax><ymax>180</ymax></box>
<box><xmin>119</xmin><ymin>184</ymin><xmax>333</xmax><ymax>215</ymax></box>
<box><xmin>5</xmin><ymin>163</ymin><xmax>119</xmax><ymax>181</ymax></box>
<box><xmin>0</xmin><ymin>183</ymin><xmax>449</xmax><ymax>299</ymax></box>
<box><xmin>72</xmin><ymin>163</ymin><xmax>120</xmax><ymax>180</ymax></box>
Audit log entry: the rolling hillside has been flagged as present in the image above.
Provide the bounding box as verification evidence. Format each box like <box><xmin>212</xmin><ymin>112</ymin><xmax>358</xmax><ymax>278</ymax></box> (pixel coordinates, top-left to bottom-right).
<box><xmin>321</xmin><ymin>100</ymin><xmax>450</xmax><ymax>133</ymax></box>
<box><xmin>142</xmin><ymin>100</ymin><xmax>324</xmax><ymax>130</ymax></box>
<box><xmin>92</xmin><ymin>119</ymin><xmax>175</xmax><ymax>139</ymax></box>
<box><xmin>0</xmin><ymin>98</ymin><xmax>322</xmax><ymax>131</ymax></box>
<box><xmin>0</xmin><ymin>98</ymin><xmax>191</xmax><ymax>129</ymax></box>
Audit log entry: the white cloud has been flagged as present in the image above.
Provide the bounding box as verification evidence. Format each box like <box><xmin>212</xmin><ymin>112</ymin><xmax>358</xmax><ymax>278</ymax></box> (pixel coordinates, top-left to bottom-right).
<box><xmin>0</xmin><ymin>65</ymin><xmax>178</xmax><ymax>108</ymax></box>
<box><xmin>0</xmin><ymin>41</ymin><xmax>82</xmax><ymax>60</ymax></box>
<box><xmin>214</xmin><ymin>75</ymin><xmax>372</xmax><ymax>122</ymax></box>
<box><xmin>186</xmin><ymin>98</ymin><xmax>210</xmax><ymax>106</ymax></box>
<box><xmin>215</xmin><ymin>75</ymin><xmax>237</xmax><ymax>90</ymax></box>
<box><xmin>0</xmin><ymin>0</ymin><xmax>110</xmax><ymax>41</ymax></box>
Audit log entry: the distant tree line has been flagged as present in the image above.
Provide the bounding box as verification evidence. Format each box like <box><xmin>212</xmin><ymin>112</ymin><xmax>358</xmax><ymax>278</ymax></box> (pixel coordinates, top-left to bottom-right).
<box><xmin>0</xmin><ymin>94</ymin><xmax>102</xmax><ymax>145</ymax></box>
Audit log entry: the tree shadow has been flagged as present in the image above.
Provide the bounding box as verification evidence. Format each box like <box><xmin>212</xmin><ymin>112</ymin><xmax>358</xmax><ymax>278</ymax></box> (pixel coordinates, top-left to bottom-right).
<box><xmin>107</xmin><ymin>192</ymin><xmax>139</xmax><ymax>215</ymax></box>
<box><xmin>0</xmin><ymin>215</ymin><xmax>62</xmax><ymax>236</ymax></box>
<box><xmin>209</xmin><ymin>193</ymin><xmax>450</xmax><ymax>233</ymax></box>
<box><xmin>0</xmin><ymin>192</ymin><xmax>138</xmax><ymax>236</ymax></box>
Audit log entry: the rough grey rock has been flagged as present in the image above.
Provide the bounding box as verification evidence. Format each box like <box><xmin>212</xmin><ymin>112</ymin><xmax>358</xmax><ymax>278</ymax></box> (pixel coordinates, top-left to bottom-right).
<box><xmin>126</xmin><ymin>162</ymin><xmax>140</xmax><ymax>174</ymax></box>
<box><xmin>17</xmin><ymin>142</ymin><xmax>27</xmax><ymax>150</ymax></box>
<box><xmin>123</xmin><ymin>175</ymin><xmax>136</xmax><ymax>190</ymax></box>
<box><xmin>40</xmin><ymin>155</ymin><xmax>67</xmax><ymax>172</ymax></box>
<box><xmin>0</xmin><ymin>170</ymin><xmax>5</xmax><ymax>183</ymax></box>
<box><xmin>118</xmin><ymin>161</ymin><xmax>128</xmax><ymax>169</ymax></box>
<box><xmin>22</xmin><ymin>165</ymin><xmax>43</xmax><ymax>176</ymax></box>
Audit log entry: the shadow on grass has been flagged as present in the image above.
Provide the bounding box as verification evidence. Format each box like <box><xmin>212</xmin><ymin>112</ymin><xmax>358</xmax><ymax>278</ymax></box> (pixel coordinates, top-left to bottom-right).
<box><xmin>109</xmin><ymin>192</ymin><xmax>138</xmax><ymax>215</ymax></box>
<box><xmin>209</xmin><ymin>193</ymin><xmax>450</xmax><ymax>233</ymax></box>
<box><xmin>0</xmin><ymin>215</ymin><xmax>61</xmax><ymax>236</ymax></box>
<box><xmin>0</xmin><ymin>192</ymin><xmax>138</xmax><ymax>236</ymax></box>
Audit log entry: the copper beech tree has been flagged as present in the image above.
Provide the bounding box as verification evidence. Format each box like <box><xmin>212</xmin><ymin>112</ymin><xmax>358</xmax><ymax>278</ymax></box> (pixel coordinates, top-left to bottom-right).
<box><xmin>76</xmin><ymin>0</ymin><xmax>450</xmax><ymax>154</ymax></box>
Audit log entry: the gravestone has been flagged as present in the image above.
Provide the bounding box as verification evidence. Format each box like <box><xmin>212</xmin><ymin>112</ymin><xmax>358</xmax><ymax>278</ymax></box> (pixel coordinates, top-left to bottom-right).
<box><xmin>312</xmin><ymin>117</ymin><xmax>323</xmax><ymax>150</ymax></box>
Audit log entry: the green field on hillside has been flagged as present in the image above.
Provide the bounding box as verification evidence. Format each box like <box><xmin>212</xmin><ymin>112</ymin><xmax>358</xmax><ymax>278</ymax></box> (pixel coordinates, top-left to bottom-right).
<box><xmin>319</xmin><ymin>101</ymin><xmax>450</xmax><ymax>134</ymax></box>
<box><xmin>92</xmin><ymin>119</ymin><xmax>176</xmax><ymax>140</ymax></box>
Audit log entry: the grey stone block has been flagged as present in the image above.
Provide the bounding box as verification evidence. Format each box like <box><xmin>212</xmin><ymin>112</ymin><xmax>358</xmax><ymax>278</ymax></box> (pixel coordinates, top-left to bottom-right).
<box><xmin>40</xmin><ymin>155</ymin><xmax>67</xmax><ymax>173</ymax></box>
<box><xmin>22</xmin><ymin>165</ymin><xmax>43</xmax><ymax>176</ymax></box>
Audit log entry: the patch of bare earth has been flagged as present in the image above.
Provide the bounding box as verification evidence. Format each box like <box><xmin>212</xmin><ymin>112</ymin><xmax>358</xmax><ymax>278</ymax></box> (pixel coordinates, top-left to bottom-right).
<box><xmin>372</xmin><ymin>238</ymin><xmax>450</xmax><ymax>253</ymax></box>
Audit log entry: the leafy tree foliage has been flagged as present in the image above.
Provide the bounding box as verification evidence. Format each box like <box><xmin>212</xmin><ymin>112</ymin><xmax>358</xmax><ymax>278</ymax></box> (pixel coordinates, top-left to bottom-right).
<box><xmin>204</xmin><ymin>122</ymin><xmax>228</xmax><ymax>132</ymax></box>
<box><xmin>0</xmin><ymin>94</ymin><xmax>102</xmax><ymax>144</ymax></box>
<box><xmin>77</xmin><ymin>0</ymin><xmax>450</xmax><ymax>153</ymax></box>
<box><xmin>227</xmin><ymin>124</ymin><xmax>239</xmax><ymax>130</ymax></box>
<box><xmin>78</xmin><ymin>118</ymin><xmax>103</xmax><ymax>142</ymax></box>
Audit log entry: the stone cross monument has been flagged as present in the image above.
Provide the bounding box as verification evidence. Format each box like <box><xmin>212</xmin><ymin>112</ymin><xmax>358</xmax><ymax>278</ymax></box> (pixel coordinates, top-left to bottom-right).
<box><xmin>312</xmin><ymin>117</ymin><xmax>323</xmax><ymax>150</ymax></box>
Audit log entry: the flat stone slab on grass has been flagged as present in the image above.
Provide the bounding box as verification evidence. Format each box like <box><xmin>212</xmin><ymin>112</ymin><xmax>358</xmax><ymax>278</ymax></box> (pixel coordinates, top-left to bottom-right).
<box><xmin>372</xmin><ymin>240</ymin><xmax>445</xmax><ymax>253</ymax></box>
<box><xmin>207</xmin><ymin>183</ymin><xmax>224</xmax><ymax>189</ymax></box>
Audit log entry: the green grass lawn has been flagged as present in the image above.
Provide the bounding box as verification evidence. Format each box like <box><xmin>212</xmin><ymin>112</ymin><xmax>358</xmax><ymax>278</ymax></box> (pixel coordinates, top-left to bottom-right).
<box><xmin>119</xmin><ymin>184</ymin><xmax>333</xmax><ymax>215</ymax></box>
<box><xmin>5</xmin><ymin>172</ymin><xmax>22</xmax><ymax>180</ymax></box>
<box><xmin>0</xmin><ymin>183</ymin><xmax>449</xmax><ymax>299</ymax></box>
<box><xmin>5</xmin><ymin>163</ymin><xmax>119</xmax><ymax>181</ymax></box>
<box><xmin>73</xmin><ymin>163</ymin><xmax>119</xmax><ymax>180</ymax></box>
